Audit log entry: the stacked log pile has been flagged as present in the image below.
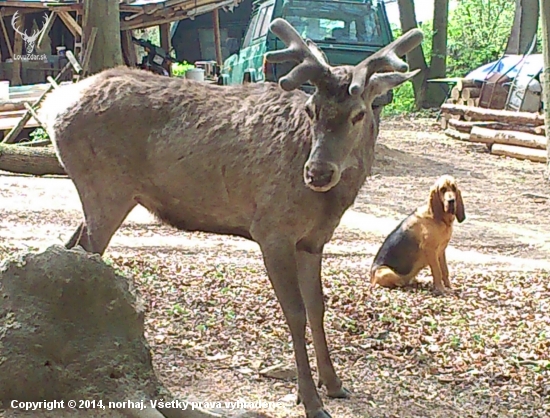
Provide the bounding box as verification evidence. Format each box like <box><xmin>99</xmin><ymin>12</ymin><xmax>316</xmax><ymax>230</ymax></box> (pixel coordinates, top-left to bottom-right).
<box><xmin>446</xmin><ymin>79</ymin><xmax>483</xmax><ymax>107</ymax></box>
<box><xmin>440</xmin><ymin>91</ymin><xmax>547</xmax><ymax>164</ymax></box>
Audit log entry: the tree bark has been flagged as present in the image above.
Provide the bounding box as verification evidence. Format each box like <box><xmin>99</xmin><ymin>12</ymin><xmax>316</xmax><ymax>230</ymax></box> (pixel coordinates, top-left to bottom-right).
<box><xmin>423</xmin><ymin>0</ymin><xmax>449</xmax><ymax>108</ymax></box>
<box><xmin>441</xmin><ymin>104</ymin><xmax>545</xmax><ymax>125</ymax></box>
<box><xmin>396</xmin><ymin>0</ymin><xmax>428</xmax><ymax>109</ymax></box>
<box><xmin>507</xmin><ymin>0</ymin><xmax>539</xmax><ymax>54</ymax></box>
<box><xmin>541</xmin><ymin>0</ymin><xmax>550</xmax><ymax>175</ymax></box>
<box><xmin>83</xmin><ymin>0</ymin><xmax>123</xmax><ymax>75</ymax></box>
<box><xmin>448</xmin><ymin>118</ymin><xmax>544</xmax><ymax>135</ymax></box>
<box><xmin>491</xmin><ymin>143</ymin><xmax>547</xmax><ymax>163</ymax></box>
<box><xmin>0</xmin><ymin>144</ymin><xmax>65</xmax><ymax>176</ymax></box>
<box><xmin>470</xmin><ymin>126</ymin><xmax>546</xmax><ymax>149</ymax></box>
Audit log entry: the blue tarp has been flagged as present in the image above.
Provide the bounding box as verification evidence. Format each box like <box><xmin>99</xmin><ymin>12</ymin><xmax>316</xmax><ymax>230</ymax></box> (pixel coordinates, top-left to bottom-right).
<box><xmin>466</xmin><ymin>54</ymin><xmax>544</xmax><ymax>83</ymax></box>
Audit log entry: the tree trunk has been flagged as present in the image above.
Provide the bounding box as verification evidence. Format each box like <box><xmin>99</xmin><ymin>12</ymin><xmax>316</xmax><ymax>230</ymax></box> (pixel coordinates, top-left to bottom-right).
<box><xmin>507</xmin><ymin>0</ymin><xmax>539</xmax><ymax>54</ymax></box>
<box><xmin>441</xmin><ymin>103</ymin><xmax>545</xmax><ymax>125</ymax></box>
<box><xmin>491</xmin><ymin>143</ymin><xmax>547</xmax><ymax>163</ymax></box>
<box><xmin>470</xmin><ymin>126</ymin><xmax>546</xmax><ymax>149</ymax></box>
<box><xmin>423</xmin><ymin>0</ymin><xmax>449</xmax><ymax>108</ymax></box>
<box><xmin>396</xmin><ymin>0</ymin><xmax>428</xmax><ymax>109</ymax></box>
<box><xmin>0</xmin><ymin>144</ymin><xmax>65</xmax><ymax>176</ymax></box>
<box><xmin>541</xmin><ymin>0</ymin><xmax>550</xmax><ymax>175</ymax></box>
<box><xmin>83</xmin><ymin>0</ymin><xmax>123</xmax><ymax>75</ymax></box>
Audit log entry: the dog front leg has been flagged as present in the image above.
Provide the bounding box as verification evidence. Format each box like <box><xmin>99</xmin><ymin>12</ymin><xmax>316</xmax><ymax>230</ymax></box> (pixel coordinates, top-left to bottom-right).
<box><xmin>427</xmin><ymin>253</ymin><xmax>447</xmax><ymax>294</ymax></box>
<box><xmin>439</xmin><ymin>251</ymin><xmax>451</xmax><ymax>288</ymax></box>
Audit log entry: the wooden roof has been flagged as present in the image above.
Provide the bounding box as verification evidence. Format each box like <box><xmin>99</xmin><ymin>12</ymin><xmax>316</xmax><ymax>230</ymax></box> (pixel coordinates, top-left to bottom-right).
<box><xmin>1</xmin><ymin>0</ymin><xmax>243</xmax><ymax>30</ymax></box>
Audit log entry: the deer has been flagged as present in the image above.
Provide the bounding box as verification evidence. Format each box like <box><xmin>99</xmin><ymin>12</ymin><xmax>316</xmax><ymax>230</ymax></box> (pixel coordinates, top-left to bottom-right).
<box><xmin>11</xmin><ymin>11</ymin><xmax>49</xmax><ymax>55</ymax></box>
<box><xmin>39</xmin><ymin>19</ymin><xmax>422</xmax><ymax>418</ymax></box>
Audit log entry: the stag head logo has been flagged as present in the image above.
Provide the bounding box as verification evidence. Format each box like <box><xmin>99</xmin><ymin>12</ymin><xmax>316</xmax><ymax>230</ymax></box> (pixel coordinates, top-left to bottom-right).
<box><xmin>11</xmin><ymin>11</ymin><xmax>48</xmax><ymax>55</ymax></box>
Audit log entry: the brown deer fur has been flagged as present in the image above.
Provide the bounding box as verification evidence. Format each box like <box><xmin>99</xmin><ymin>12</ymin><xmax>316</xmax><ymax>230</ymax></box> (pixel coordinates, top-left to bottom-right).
<box><xmin>40</xmin><ymin>19</ymin><xmax>423</xmax><ymax>418</ymax></box>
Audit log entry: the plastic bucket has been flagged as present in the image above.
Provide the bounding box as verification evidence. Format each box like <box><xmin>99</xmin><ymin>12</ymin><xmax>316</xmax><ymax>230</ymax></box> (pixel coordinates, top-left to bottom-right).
<box><xmin>185</xmin><ymin>68</ymin><xmax>205</xmax><ymax>82</ymax></box>
<box><xmin>0</xmin><ymin>80</ymin><xmax>9</xmax><ymax>101</ymax></box>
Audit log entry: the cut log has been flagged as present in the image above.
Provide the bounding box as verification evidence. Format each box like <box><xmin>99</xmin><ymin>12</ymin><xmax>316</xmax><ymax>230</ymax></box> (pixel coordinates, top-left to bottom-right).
<box><xmin>451</xmin><ymin>86</ymin><xmax>461</xmax><ymax>100</ymax></box>
<box><xmin>444</xmin><ymin>128</ymin><xmax>471</xmax><ymax>142</ymax></box>
<box><xmin>0</xmin><ymin>102</ymin><xmax>27</xmax><ymax>112</ymax></box>
<box><xmin>462</xmin><ymin>87</ymin><xmax>481</xmax><ymax>99</ymax></box>
<box><xmin>466</xmin><ymin>98</ymin><xmax>477</xmax><ymax>107</ymax></box>
<box><xmin>440</xmin><ymin>104</ymin><xmax>545</xmax><ymax>125</ymax></box>
<box><xmin>456</xmin><ymin>79</ymin><xmax>482</xmax><ymax>91</ymax></box>
<box><xmin>440</xmin><ymin>116</ymin><xmax>448</xmax><ymax>129</ymax></box>
<box><xmin>447</xmin><ymin>119</ymin><xmax>544</xmax><ymax>135</ymax></box>
<box><xmin>470</xmin><ymin>126</ymin><xmax>546</xmax><ymax>149</ymax></box>
<box><xmin>491</xmin><ymin>143</ymin><xmax>546</xmax><ymax>163</ymax></box>
<box><xmin>0</xmin><ymin>144</ymin><xmax>65</xmax><ymax>176</ymax></box>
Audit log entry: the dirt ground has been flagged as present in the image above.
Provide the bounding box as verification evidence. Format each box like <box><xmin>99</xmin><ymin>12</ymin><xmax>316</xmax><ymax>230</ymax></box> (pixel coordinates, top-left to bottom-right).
<box><xmin>0</xmin><ymin>118</ymin><xmax>549</xmax><ymax>418</ymax></box>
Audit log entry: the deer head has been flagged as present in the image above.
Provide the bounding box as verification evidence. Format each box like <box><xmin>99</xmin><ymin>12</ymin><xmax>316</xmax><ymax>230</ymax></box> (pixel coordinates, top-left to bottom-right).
<box><xmin>12</xmin><ymin>11</ymin><xmax>49</xmax><ymax>55</ymax></box>
<box><xmin>265</xmin><ymin>19</ymin><xmax>423</xmax><ymax>192</ymax></box>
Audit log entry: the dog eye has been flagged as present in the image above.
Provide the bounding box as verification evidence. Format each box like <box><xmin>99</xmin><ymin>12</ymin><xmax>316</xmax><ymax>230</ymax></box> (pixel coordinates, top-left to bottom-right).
<box><xmin>304</xmin><ymin>105</ymin><xmax>314</xmax><ymax>119</ymax></box>
<box><xmin>440</xmin><ymin>187</ymin><xmax>447</xmax><ymax>193</ymax></box>
<box><xmin>351</xmin><ymin>111</ymin><xmax>365</xmax><ymax>125</ymax></box>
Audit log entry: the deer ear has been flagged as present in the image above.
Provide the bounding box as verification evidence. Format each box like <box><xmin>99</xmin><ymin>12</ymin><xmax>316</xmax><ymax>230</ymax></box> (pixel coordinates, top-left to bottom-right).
<box><xmin>363</xmin><ymin>69</ymin><xmax>420</xmax><ymax>102</ymax></box>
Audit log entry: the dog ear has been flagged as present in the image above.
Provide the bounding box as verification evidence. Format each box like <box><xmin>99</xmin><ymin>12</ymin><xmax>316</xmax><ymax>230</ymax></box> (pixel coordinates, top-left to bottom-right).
<box><xmin>455</xmin><ymin>188</ymin><xmax>466</xmax><ymax>223</ymax></box>
<box><xmin>429</xmin><ymin>185</ymin><xmax>444</xmax><ymax>221</ymax></box>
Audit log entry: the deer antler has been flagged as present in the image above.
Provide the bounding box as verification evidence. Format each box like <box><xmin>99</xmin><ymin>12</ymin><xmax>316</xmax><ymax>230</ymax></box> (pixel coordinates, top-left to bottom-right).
<box><xmin>349</xmin><ymin>28</ymin><xmax>424</xmax><ymax>96</ymax></box>
<box><xmin>265</xmin><ymin>18</ymin><xmax>330</xmax><ymax>91</ymax></box>
<box><xmin>11</xmin><ymin>11</ymin><xmax>28</xmax><ymax>39</ymax></box>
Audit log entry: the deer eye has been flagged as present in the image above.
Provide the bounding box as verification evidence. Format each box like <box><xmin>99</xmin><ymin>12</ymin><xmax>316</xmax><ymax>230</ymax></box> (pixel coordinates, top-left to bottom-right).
<box><xmin>351</xmin><ymin>111</ymin><xmax>366</xmax><ymax>125</ymax></box>
<box><xmin>304</xmin><ymin>105</ymin><xmax>314</xmax><ymax>119</ymax></box>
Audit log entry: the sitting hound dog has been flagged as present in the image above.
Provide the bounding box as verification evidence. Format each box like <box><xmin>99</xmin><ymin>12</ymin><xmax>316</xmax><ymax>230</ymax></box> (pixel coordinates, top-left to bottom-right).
<box><xmin>370</xmin><ymin>175</ymin><xmax>465</xmax><ymax>294</ymax></box>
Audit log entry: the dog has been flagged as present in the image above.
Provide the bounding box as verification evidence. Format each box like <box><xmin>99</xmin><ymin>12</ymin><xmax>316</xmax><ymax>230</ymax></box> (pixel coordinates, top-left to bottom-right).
<box><xmin>370</xmin><ymin>175</ymin><xmax>465</xmax><ymax>294</ymax></box>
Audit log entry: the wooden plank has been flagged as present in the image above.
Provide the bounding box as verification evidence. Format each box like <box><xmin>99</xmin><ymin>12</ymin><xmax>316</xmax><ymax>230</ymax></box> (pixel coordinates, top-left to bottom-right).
<box><xmin>0</xmin><ymin>9</ymin><xmax>14</xmax><ymax>59</ymax></box>
<box><xmin>0</xmin><ymin>115</ymin><xmax>39</xmax><ymax>131</ymax></box>
<box><xmin>491</xmin><ymin>143</ymin><xmax>547</xmax><ymax>163</ymax></box>
<box><xmin>58</xmin><ymin>11</ymin><xmax>82</xmax><ymax>37</ymax></box>
<box><xmin>212</xmin><ymin>8</ymin><xmax>223</xmax><ymax>66</ymax></box>
<box><xmin>37</xmin><ymin>12</ymin><xmax>57</xmax><ymax>51</ymax></box>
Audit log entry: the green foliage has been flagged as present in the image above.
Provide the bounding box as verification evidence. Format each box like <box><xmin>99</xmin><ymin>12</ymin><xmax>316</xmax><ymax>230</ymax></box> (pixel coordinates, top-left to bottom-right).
<box><xmin>385</xmin><ymin>0</ymin><xmax>515</xmax><ymax>115</ymax></box>
<box><xmin>171</xmin><ymin>61</ymin><xmax>195</xmax><ymax>77</ymax></box>
<box><xmin>29</xmin><ymin>128</ymin><xmax>49</xmax><ymax>141</ymax></box>
<box><xmin>447</xmin><ymin>0</ymin><xmax>515</xmax><ymax>77</ymax></box>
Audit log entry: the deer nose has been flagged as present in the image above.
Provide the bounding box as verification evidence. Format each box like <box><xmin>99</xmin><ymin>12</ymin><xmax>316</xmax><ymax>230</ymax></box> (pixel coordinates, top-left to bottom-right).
<box><xmin>304</xmin><ymin>164</ymin><xmax>335</xmax><ymax>189</ymax></box>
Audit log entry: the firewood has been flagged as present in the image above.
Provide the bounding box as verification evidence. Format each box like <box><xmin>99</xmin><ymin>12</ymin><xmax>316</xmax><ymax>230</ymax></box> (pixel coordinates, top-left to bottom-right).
<box><xmin>470</xmin><ymin>126</ymin><xmax>546</xmax><ymax>149</ymax></box>
<box><xmin>444</xmin><ymin>128</ymin><xmax>470</xmax><ymax>142</ymax></box>
<box><xmin>456</xmin><ymin>79</ymin><xmax>482</xmax><ymax>91</ymax></box>
<box><xmin>491</xmin><ymin>143</ymin><xmax>546</xmax><ymax>163</ymax></box>
<box><xmin>451</xmin><ymin>86</ymin><xmax>461</xmax><ymax>100</ymax></box>
<box><xmin>462</xmin><ymin>88</ymin><xmax>481</xmax><ymax>100</ymax></box>
<box><xmin>448</xmin><ymin>119</ymin><xmax>543</xmax><ymax>135</ymax></box>
<box><xmin>440</xmin><ymin>104</ymin><xmax>545</xmax><ymax>125</ymax></box>
<box><xmin>0</xmin><ymin>144</ymin><xmax>65</xmax><ymax>176</ymax></box>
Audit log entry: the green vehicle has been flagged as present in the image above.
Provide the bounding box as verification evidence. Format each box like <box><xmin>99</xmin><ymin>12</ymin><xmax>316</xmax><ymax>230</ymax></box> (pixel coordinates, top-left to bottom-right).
<box><xmin>219</xmin><ymin>0</ymin><xmax>395</xmax><ymax>108</ymax></box>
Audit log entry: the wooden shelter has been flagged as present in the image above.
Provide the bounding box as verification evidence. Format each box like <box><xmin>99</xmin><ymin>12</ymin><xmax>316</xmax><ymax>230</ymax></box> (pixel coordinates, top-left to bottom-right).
<box><xmin>0</xmin><ymin>0</ymin><xmax>242</xmax><ymax>85</ymax></box>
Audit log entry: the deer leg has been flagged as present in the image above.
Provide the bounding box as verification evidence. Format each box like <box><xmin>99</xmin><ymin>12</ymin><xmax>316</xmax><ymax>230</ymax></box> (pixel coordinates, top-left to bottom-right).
<box><xmin>297</xmin><ymin>250</ymin><xmax>349</xmax><ymax>399</ymax></box>
<box><xmin>66</xmin><ymin>221</ymin><xmax>85</xmax><ymax>249</ymax></box>
<box><xmin>257</xmin><ymin>238</ymin><xmax>330</xmax><ymax>418</ymax></box>
<box><xmin>73</xmin><ymin>188</ymin><xmax>136</xmax><ymax>255</ymax></box>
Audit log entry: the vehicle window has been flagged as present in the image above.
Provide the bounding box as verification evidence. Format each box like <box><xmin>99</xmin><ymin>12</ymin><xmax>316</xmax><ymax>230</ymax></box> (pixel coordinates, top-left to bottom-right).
<box><xmin>259</xmin><ymin>5</ymin><xmax>275</xmax><ymax>38</ymax></box>
<box><xmin>242</xmin><ymin>11</ymin><xmax>261</xmax><ymax>48</ymax></box>
<box><xmin>282</xmin><ymin>0</ymin><xmax>384</xmax><ymax>46</ymax></box>
<box><xmin>252</xmin><ymin>7</ymin><xmax>269</xmax><ymax>40</ymax></box>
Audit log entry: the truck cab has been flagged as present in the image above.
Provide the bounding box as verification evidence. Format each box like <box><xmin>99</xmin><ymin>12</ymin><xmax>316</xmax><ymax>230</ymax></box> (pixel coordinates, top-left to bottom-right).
<box><xmin>219</xmin><ymin>0</ymin><xmax>395</xmax><ymax>107</ymax></box>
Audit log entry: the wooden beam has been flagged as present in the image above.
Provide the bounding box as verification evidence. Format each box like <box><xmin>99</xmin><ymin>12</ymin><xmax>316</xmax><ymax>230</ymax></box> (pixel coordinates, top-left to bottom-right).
<box><xmin>57</xmin><ymin>11</ymin><xmax>82</xmax><ymax>37</ymax></box>
<box><xmin>12</xmin><ymin>26</ymin><xmax>23</xmax><ymax>85</ymax></box>
<box><xmin>121</xmin><ymin>30</ymin><xmax>138</xmax><ymax>67</ymax></box>
<box><xmin>212</xmin><ymin>8</ymin><xmax>223</xmax><ymax>66</ymax></box>
<box><xmin>0</xmin><ymin>10</ymin><xmax>14</xmax><ymax>58</ymax></box>
<box><xmin>159</xmin><ymin>22</ymin><xmax>171</xmax><ymax>52</ymax></box>
<box><xmin>37</xmin><ymin>12</ymin><xmax>57</xmax><ymax>51</ymax></box>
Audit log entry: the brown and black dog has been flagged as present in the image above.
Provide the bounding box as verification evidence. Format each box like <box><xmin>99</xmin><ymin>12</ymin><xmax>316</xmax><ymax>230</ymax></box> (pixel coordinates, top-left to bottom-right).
<box><xmin>370</xmin><ymin>175</ymin><xmax>465</xmax><ymax>294</ymax></box>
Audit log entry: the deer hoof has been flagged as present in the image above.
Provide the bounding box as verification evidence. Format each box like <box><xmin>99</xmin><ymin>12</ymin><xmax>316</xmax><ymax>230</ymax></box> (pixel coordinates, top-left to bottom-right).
<box><xmin>307</xmin><ymin>408</ymin><xmax>333</xmax><ymax>418</ymax></box>
<box><xmin>326</xmin><ymin>385</ymin><xmax>351</xmax><ymax>399</ymax></box>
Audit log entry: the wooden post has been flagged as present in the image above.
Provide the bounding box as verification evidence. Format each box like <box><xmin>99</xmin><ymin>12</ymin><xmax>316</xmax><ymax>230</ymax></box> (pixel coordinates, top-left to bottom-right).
<box><xmin>541</xmin><ymin>0</ymin><xmax>550</xmax><ymax>176</ymax></box>
<box><xmin>159</xmin><ymin>23</ymin><xmax>172</xmax><ymax>76</ymax></box>
<box><xmin>12</xmin><ymin>26</ymin><xmax>23</xmax><ymax>86</ymax></box>
<box><xmin>212</xmin><ymin>8</ymin><xmax>223</xmax><ymax>66</ymax></box>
